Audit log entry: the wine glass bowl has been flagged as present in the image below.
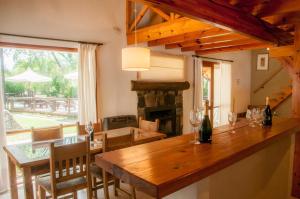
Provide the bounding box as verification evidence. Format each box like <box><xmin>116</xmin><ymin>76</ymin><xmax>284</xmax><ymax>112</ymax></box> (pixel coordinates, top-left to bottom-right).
<box><xmin>228</xmin><ymin>112</ymin><xmax>237</xmax><ymax>133</ymax></box>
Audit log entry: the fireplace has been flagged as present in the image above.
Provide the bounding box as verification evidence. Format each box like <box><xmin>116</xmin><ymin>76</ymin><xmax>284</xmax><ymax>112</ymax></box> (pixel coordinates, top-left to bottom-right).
<box><xmin>131</xmin><ymin>81</ymin><xmax>190</xmax><ymax>137</ymax></box>
<box><xmin>144</xmin><ymin>105</ymin><xmax>176</xmax><ymax>135</ymax></box>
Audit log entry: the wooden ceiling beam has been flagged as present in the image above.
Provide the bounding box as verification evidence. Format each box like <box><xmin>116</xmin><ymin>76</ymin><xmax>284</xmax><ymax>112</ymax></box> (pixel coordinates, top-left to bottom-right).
<box><xmin>257</xmin><ymin>0</ymin><xmax>300</xmax><ymax>17</ymax></box>
<box><xmin>149</xmin><ymin>5</ymin><xmax>170</xmax><ymax>21</ymax></box>
<box><xmin>181</xmin><ymin>38</ymin><xmax>257</xmax><ymax>52</ymax></box>
<box><xmin>263</xmin><ymin>12</ymin><xmax>300</xmax><ymax>26</ymax></box>
<box><xmin>196</xmin><ymin>43</ymin><xmax>272</xmax><ymax>55</ymax></box>
<box><xmin>127</xmin><ymin>17</ymin><xmax>213</xmax><ymax>44</ymax></box>
<box><xmin>129</xmin><ymin>5</ymin><xmax>149</xmax><ymax>32</ymax></box>
<box><xmin>269</xmin><ymin>45</ymin><xmax>295</xmax><ymax>58</ymax></box>
<box><xmin>165</xmin><ymin>33</ymin><xmax>247</xmax><ymax>49</ymax></box>
<box><xmin>142</xmin><ymin>0</ymin><xmax>293</xmax><ymax>45</ymax></box>
<box><xmin>126</xmin><ymin>0</ymin><xmax>132</xmax><ymax>33</ymax></box>
<box><xmin>147</xmin><ymin>28</ymin><xmax>229</xmax><ymax>47</ymax></box>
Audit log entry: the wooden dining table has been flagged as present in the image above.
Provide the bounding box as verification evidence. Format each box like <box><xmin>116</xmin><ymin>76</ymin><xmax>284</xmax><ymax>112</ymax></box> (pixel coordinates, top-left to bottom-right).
<box><xmin>3</xmin><ymin>127</ymin><xmax>166</xmax><ymax>199</ymax></box>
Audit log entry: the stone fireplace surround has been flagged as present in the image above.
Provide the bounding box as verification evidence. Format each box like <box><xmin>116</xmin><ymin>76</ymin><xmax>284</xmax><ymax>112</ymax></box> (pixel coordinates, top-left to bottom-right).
<box><xmin>131</xmin><ymin>81</ymin><xmax>190</xmax><ymax>137</ymax></box>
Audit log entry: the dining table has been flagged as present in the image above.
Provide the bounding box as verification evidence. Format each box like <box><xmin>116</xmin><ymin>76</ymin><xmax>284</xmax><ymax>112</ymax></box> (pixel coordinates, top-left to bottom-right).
<box><xmin>3</xmin><ymin>127</ymin><xmax>166</xmax><ymax>199</ymax></box>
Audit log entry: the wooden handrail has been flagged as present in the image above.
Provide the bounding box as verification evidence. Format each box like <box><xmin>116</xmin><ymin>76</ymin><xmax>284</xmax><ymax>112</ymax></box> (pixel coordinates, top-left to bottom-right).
<box><xmin>253</xmin><ymin>67</ymin><xmax>283</xmax><ymax>94</ymax></box>
<box><xmin>6</xmin><ymin>123</ymin><xmax>76</xmax><ymax>136</ymax></box>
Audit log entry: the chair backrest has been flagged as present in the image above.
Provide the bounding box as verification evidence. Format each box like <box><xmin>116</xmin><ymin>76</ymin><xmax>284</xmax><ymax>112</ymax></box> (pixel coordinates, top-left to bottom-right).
<box><xmin>102</xmin><ymin>115</ymin><xmax>137</xmax><ymax>130</ymax></box>
<box><xmin>93</xmin><ymin>122</ymin><xmax>102</xmax><ymax>133</ymax></box>
<box><xmin>31</xmin><ymin>125</ymin><xmax>63</xmax><ymax>142</ymax></box>
<box><xmin>76</xmin><ymin>122</ymin><xmax>102</xmax><ymax>135</ymax></box>
<box><xmin>49</xmin><ymin>136</ymin><xmax>90</xmax><ymax>198</ymax></box>
<box><xmin>139</xmin><ymin>117</ymin><xmax>159</xmax><ymax>132</ymax></box>
<box><xmin>76</xmin><ymin>122</ymin><xmax>86</xmax><ymax>135</ymax></box>
<box><xmin>102</xmin><ymin>130</ymin><xmax>134</xmax><ymax>152</ymax></box>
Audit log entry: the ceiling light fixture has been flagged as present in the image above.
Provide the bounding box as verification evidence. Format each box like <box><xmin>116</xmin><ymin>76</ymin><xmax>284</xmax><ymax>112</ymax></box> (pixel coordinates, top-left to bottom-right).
<box><xmin>122</xmin><ymin>1</ymin><xmax>150</xmax><ymax>71</ymax></box>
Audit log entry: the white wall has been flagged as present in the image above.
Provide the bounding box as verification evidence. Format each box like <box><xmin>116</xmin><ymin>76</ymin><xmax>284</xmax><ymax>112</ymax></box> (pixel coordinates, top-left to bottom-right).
<box><xmin>0</xmin><ymin>0</ymin><xmax>252</xmax><ymax>133</ymax></box>
<box><xmin>0</xmin><ymin>0</ymin><xmax>137</xmax><ymax>117</ymax></box>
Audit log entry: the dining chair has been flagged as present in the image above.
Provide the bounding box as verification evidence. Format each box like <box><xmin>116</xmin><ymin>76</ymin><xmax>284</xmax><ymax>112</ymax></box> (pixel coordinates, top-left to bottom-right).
<box><xmin>90</xmin><ymin>130</ymin><xmax>135</xmax><ymax>199</ymax></box>
<box><xmin>31</xmin><ymin>125</ymin><xmax>63</xmax><ymax>142</ymax></box>
<box><xmin>139</xmin><ymin>117</ymin><xmax>159</xmax><ymax>132</ymax></box>
<box><xmin>36</xmin><ymin>136</ymin><xmax>92</xmax><ymax>199</ymax></box>
<box><xmin>76</xmin><ymin>122</ymin><xmax>102</xmax><ymax>135</ymax></box>
<box><xmin>31</xmin><ymin>125</ymin><xmax>64</xmax><ymax>198</ymax></box>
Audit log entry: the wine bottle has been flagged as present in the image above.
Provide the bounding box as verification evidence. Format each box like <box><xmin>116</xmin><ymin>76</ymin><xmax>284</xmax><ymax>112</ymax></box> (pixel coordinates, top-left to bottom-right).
<box><xmin>200</xmin><ymin>100</ymin><xmax>212</xmax><ymax>143</ymax></box>
<box><xmin>262</xmin><ymin>97</ymin><xmax>272</xmax><ymax>126</ymax></box>
<box><xmin>88</xmin><ymin>121</ymin><xmax>94</xmax><ymax>141</ymax></box>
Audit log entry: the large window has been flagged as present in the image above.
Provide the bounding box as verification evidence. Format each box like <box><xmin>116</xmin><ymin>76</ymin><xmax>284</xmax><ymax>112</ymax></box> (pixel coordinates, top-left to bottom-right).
<box><xmin>0</xmin><ymin>46</ymin><xmax>79</xmax><ymax>144</ymax></box>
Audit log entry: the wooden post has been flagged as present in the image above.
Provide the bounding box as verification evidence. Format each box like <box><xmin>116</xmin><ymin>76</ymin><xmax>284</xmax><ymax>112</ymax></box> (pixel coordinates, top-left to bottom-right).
<box><xmin>292</xmin><ymin>24</ymin><xmax>300</xmax><ymax>197</ymax></box>
<box><xmin>292</xmin><ymin>24</ymin><xmax>300</xmax><ymax>117</ymax></box>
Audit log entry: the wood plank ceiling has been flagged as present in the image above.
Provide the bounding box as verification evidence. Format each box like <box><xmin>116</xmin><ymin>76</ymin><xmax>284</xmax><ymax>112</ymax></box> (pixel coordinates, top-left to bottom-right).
<box><xmin>126</xmin><ymin>0</ymin><xmax>299</xmax><ymax>55</ymax></box>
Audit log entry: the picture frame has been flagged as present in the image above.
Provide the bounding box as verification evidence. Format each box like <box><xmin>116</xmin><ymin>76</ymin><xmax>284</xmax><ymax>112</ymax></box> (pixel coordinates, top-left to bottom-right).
<box><xmin>257</xmin><ymin>54</ymin><xmax>269</xmax><ymax>70</ymax></box>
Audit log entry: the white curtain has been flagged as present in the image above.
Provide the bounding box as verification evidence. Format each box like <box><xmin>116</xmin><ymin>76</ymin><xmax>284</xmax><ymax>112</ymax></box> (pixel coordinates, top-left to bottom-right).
<box><xmin>78</xmin><ymin>44</ymin><xmax>97</xmax><ymax>125</ymax></box>
<box><xmin>193</xmin><ymin>57</ymin><xmax>203</xmax><ymax>109</ymax></box>
<box><xmin>219</xmin><ymin>61</ymin><xmax>232</xmax><ymax>125</ymax></box>
<box><xmin>0</xmin><ymin>68</ymin><xmax>8</xmax><ymax>192</ymax></box>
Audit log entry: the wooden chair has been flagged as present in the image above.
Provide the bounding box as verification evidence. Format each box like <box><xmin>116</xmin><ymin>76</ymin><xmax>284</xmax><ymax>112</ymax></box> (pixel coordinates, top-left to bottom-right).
<box><xmin>139</xmin><ymin>117</ymin><xmax>159</xmax><ymax>132</ymax></box>
<box><xmin>36</xmin><ymin>136</ymin><xmax>92</xmax><ymax>199</ymax></box>
<box><xmin>31</xmin><ymin>125</ymin><xmax>63</xmax><ymax>142</ymax></box>
<box><xmin>90</xmin><ymin>130</ymin><xmax>135</xmax><ymax>199</ymax></box>
<box><xmin>76</xmin><ymin>122</ymin><xmax>102</xmax><ymax>135</ymax></box>
<box><xmin>31</xmin><ymin>125</ymin><xmax>64</xmax><ymax>198</ymax></box>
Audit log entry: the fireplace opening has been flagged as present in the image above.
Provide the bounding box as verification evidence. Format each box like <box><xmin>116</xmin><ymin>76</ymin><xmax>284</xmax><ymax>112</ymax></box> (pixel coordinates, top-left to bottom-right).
<box><xmin>144</xmin><ymin>105</ymin><xmax>176</xmax><ymax>136</ymax></box>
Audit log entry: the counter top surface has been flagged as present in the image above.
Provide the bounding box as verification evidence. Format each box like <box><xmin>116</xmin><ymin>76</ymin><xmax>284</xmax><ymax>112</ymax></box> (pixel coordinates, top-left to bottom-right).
<box><xmin>95</xmin><ymin>118</ymin><xmax>300</xmax><ymax>198</ymax></box>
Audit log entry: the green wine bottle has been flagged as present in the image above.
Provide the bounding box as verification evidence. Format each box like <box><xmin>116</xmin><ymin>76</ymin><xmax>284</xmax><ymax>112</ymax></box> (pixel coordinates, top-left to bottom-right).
<box><xmin>200</xmin><ymin>100</ymin><xmax>212</xmax><ymax>143</ymax></box>
<box><xmin>262</xmin><ymin>97</ymin><xmax>272</xmax><ymax>126</ymax></box>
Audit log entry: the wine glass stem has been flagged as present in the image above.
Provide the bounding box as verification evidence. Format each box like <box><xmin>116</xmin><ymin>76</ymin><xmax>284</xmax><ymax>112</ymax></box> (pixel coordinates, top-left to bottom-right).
<box><xmin>194</xmin><ymin>127</ymin><xmax>198</xmax><ymax>142</ymax></box>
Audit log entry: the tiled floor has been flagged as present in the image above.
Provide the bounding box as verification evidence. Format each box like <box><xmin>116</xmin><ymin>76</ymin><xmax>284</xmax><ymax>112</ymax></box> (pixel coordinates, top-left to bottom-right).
<box><xmin>0</xmin><ymin>183</ymin><xmax>154</xmax><ymax>199</ymax></box>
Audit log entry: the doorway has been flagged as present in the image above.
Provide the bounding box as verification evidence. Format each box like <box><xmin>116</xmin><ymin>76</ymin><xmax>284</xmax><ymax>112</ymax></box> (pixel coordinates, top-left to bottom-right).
<box><xmin>202</xmin><ymin>60</ymin><xmax>232</xmax><ymax>127</ymax></box>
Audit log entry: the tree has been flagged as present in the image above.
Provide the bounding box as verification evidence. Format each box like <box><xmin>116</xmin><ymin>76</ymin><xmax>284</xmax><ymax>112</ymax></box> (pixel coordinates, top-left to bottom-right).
<box><xmin>3</xmin><ymin>48</ymin><xmax>78</xmax><ymax>98</ymax></box>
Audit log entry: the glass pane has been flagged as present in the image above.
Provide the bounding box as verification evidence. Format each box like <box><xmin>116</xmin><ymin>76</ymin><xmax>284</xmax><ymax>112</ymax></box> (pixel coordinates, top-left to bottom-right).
<box><xmin>1</xmin><ymin>47</ymin><xmax>79</xmax><ymax>144</ymax></box>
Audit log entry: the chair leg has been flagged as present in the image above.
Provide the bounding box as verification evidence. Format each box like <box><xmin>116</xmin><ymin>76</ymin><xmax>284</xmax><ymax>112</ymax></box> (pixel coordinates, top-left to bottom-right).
<box><xmin>113</xmin><ymin>177</ymin><xmax>120</xmax><ymax>196</ymax></box>
<box><xmin>130</xmin><ymin>185</ymin><xmax>136</xmax><ymax>199</ymax></box>
<box><xmin>92</xmin><ymin>177</ymin><xmax>98</xmax><ymax>199</ymax></box>
<box><xmin>102</xmin><ymin>170</ymin><xmax>110</xmax><ymax>199</ymax></box>
<box><xmin>35</xmin><ymin>177</ymin><xmax>39</xmax><ymax>199</ymax></box>
<box><xmin>73</xmin><ymin>191</ymin><xmax>77</xmax><ymax>199</ymax></box>
<box><xmin>38</xmin><ymin>186</ymin><xmax>46</xmax><ymax>199</ymax></box>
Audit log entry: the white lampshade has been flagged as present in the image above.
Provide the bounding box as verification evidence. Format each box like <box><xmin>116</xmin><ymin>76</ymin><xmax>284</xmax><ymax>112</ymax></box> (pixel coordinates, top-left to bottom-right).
<box><xmin>122</xmin><ymin>47</ymin><xmax>150</xmax><ymax>71</ymax></box>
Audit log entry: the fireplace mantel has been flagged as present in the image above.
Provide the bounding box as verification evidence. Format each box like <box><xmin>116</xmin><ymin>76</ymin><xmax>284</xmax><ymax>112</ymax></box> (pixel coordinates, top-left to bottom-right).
<box><xmin>131</xmin><ymin>81</ymin><xmax>190</xmax><ymax>91</ymax></box>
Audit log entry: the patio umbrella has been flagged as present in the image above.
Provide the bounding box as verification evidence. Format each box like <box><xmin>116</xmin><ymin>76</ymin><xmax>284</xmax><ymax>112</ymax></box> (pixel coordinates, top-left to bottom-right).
<box><xmin>64</xmin><ymin>71</ymin><xmax>78</xmax><ymax>80</ymax></box>
<box><xmin>6</xmin><ymin>68</ymin><xmax>51</xmax><ymax>96</ymax></box>
<box><xmin>6</xmin><ymin>68</ymin><xmax>51</xmax><ymax>83</ymax></box>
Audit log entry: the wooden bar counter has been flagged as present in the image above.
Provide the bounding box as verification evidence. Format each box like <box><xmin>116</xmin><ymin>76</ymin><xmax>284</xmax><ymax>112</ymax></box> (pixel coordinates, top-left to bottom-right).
<box><xmin>95</xmin><ymin>118</ymin><xmax>300</xmax><ymax>199</ymax></box>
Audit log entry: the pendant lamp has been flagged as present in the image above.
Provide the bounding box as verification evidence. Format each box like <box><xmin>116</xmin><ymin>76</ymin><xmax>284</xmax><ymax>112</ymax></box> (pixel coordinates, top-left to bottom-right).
<box><xmin>122</xmin><ymin>1</ymin><xmax>150</xmax><ymax>71</ymax></box>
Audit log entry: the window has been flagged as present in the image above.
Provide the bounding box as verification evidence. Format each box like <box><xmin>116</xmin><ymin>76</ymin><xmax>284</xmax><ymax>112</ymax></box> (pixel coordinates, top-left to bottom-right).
<box><xmin>0</xmin><ymin>46</ymin><xmax>79</xmax><ymax>144</ymax></box>
<box><xmin>138</xmin><ymin>52</ymin><xmax>185</xmax><ymax>81</ymax></box>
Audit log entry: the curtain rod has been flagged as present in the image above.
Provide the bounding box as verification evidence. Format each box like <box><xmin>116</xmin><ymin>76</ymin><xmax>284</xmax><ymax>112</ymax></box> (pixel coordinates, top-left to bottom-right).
<box><xmin>192</xmin><ymin>55</ymin><xmax>234</xmax><ymax>63</ymax></box>
<box><xmin>0</xmin><ymin>33</ymin><xmax>103</xmax><ymax>46</ymax></box>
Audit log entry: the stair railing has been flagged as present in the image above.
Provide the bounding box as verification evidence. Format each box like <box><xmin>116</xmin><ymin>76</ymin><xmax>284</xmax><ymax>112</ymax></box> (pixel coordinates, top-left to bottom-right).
<box><xmin>253</xmin><ymin>67</ymin><xmax>283</xmax><ymax>94</ymax></box>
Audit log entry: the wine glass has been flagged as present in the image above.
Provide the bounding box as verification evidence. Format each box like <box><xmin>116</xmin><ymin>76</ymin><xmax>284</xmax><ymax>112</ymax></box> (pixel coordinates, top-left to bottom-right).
<box><xmin>256</xmin><ymin>108</ymin><xmax>264</xmax><ymax>126</ymax></box>
<box><xmin>228</xmin><ymin>112</ymin><xmax>237</xmax><ymax>133</ymax></box>
<box><xmin>189</xmin><ymin>108</ymin><xmax>203</xmax><ymax>144</ymax></box>
<box><xmin>85</xmin><ymin>122</ymin><xmax>94</xmax><ymax>141</ymax></box>
<box><xmin>248</xmin><ymin>108</ymin><xmax>257</xmax><ymax>127</ymax></box>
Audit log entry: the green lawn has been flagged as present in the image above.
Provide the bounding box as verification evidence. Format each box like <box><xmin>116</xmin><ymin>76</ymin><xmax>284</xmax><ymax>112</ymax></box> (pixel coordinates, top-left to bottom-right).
<box><xmin>7</xmin><ymin>112</ymin><xmax>78</xmax><ymax>145</ymax></box>
<box><xmin>13</xmin><ymin>113</ymin><xmax>61</xmax><ymax>129</ymax></box>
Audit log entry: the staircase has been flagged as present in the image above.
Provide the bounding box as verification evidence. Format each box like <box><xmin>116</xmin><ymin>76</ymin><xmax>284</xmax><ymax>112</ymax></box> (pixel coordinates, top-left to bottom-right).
<box><xmin>252</xmin><ymin>63</ymin><xmax>292</xmax><ymax>111</ymax></box>
<box><xmin>269</xmin><ymin>85</ymin><xmax>292</xmax><ymax>110</ymax></box>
